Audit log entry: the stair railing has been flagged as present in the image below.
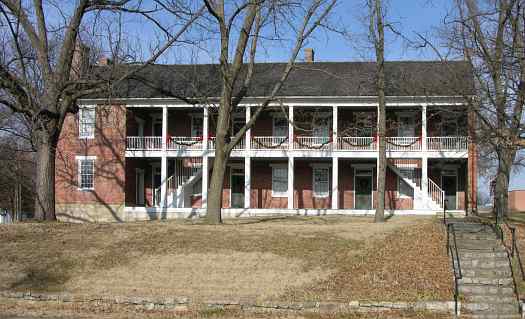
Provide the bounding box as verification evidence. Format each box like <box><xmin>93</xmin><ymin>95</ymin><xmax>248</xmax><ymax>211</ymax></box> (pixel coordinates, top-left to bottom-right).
<box><xmin>428</xmin><ymin>179</ymin><xmax>445</xmax><ymax>208</ymax></box>
<box><xmin>446</xmin><ymin>223</ymin><xmax>462</xmax><ymax>317</ymax></box>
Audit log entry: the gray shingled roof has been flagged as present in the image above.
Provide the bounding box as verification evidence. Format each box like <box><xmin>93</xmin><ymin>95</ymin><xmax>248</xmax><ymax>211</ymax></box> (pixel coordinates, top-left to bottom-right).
<box><xmin>89</xmin><ymin>61</ymin><xmax>474</xmax><ymax>99</ymax></box>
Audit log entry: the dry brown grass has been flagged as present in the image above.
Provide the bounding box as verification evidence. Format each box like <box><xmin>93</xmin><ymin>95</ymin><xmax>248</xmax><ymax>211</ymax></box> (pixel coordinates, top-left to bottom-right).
<box><xmin>0</xmin><ymin>216</ymin><xmax>452</xmax><ymax>303</ymax></box>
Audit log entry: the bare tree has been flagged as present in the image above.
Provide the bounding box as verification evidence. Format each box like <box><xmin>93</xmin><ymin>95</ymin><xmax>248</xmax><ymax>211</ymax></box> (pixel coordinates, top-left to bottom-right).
<box><xmin>368</xmin><ymin>0</ymin><xmax>386</xmax><ymax>222</ymax></box>
<box><xmin>443</xmin><ymin>0</ymin><xmax>525</xmax><ymax>220</ymax></box>
<box><xmin>0</xmin><ymin>0</ymin><xmax>202</xmax><ymax>220</ymax></box>
<box><xmin>160</xmin><ymin>0</ymin><xmax>337</xmax><ymax>224</ymax></box>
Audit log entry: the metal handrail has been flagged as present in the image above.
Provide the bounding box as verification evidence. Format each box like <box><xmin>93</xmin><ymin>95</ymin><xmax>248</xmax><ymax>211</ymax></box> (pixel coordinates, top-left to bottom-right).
<box><xmin>446</xmin><ymin>223</ymin><xmax>462</xmax><ymax>317</ymax></box>
<box><xmin>501</xmin><ymin>220</ymin><xmax>525</xmax><ymax>281</ymax></box>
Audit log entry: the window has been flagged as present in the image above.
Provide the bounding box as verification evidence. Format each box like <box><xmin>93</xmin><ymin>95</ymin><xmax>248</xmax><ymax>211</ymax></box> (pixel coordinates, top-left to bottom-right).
<box><xmin>77</xmin><ymin>157</ymin><xmax>95</xmax><ymax>190</ymax></box>
<box><xmin>398</xmin><ymin>176</ymin><xmax>413</xmax><ymax>198</ymax></box>
<box><xmin>191</xmin><ymin>116</ymin><xmax>203</xmax><ymax>137</ymax></box>
<box><xmin>272</xmin><ymin>166</ymin><xmax>288</xmax><ymax>197</ymax></box>
<box><xmin>397</xmin><ymin>115</ymin><xmax>415</xmax><ymax>137</ymax></box>
<box><xmin>272</xmin><ymin>117</ymin><xmax>288</xmax><ymax>137</ymax></box>
<box><xmin>313</xmin><ymin>167</ymin><xmax>330</xmax><ymax>197</ymax></box>
<box><xmin>79</xmin><ymin>107</ymin><xmax>95</xmax><ymax>138</ymax></box>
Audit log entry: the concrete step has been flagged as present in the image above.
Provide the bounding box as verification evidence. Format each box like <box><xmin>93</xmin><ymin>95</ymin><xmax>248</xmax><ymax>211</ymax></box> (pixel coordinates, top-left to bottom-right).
<box><xmin>459</xmin><ymin>258</ymin><xmax>511</xmax><ymax>269</ymax></box>
<box><xmin>459</xmin><ymin>251</ymin><xmax>508</xmax><ymax>259</ymax></box>
<box><xmin>463</xmin><ymin>302</ymin><xmax>520</xmax><ymax>314</ymax></box>
<box><xmin>455</xmin><ymin>232</ymin><xmax>499</xmax><ymax>240</ymax></box>
<box><xmin>462</xmin><ymin>268</ymin><xmax>512</xmax><ymax>278</ymax></box>
<box><xmin>464</xmin><ymin>314</ymin><xmax>521</xmax><ymax>319</ymax></box>
<box><xmin>459</xmin><ymin>276</ymin><xmax>514</xmax><ymax>285</ymax></box>
<box><xmin>465</xmin><ymin>294</ymin><xmax>517</xmax><ymax>304</ymax></box>
<box><xmin>459</xmin><ymin>284</ymin><xmax>514</xmax><ymax>295</ymax></box>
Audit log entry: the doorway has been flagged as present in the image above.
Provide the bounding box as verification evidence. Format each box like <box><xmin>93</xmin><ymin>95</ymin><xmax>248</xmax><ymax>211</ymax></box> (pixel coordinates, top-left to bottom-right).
<box><xmin>135</xmin><ymin>169</ymin><xmax>145</xmax><ymax>206</ymax></box>
<box><xmin>355</xmin><ymin>169</ymin><xmax>373</xmax><ymax>210</ymax></box>
<box><xmin>230</xmin><ymin>168</ymin><xmax>245</xmax><ymax>208</ymax></box>
<box><xmin>442</xmin><ymin>175</ymin><xmax>457</xmax><ymax>210</ymax></box>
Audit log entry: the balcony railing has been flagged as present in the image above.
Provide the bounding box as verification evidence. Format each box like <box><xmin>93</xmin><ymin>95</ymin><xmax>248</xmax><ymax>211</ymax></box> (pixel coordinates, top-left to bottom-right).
<box><xmin>125</xmin><ymin>136</ymin><xmax>468</xmax><ymax>152</ymax></box>
<box><xmin>386</xmin><ymin>137</ymin><xmax>422</xmax><ymax>151</ymax></box>
<box><xmin>427</xmin><ymin>137</ymin><xmax>468</xmax><ymax>151</ymax></box>
<box><xmin>167</xmin><ymin>137</ymin><xmax>203</xmax><ymax>150</ymax></box>
<box><xmin>293</xmin><ymin>136</ymin><xmax>332</xmax><ymax>150</ymax></box>
<box><xmin>126</xmin><ymin>136</ymin><xmax>162</xmax><ymax>150</ymax></box>
<box><xmin>338</xmin><ymin>137</ymin><xmax>376</xmax><ymax>151</ymax></box>
<box><xmin>208</xmin><ymin>137</ymin><xmax>245</xmax><ymax>150</ymax></box>
<box><xmin>251</xmin><ymin>136</ymin><xmax>288</xmax><ymax>149</ymax></box>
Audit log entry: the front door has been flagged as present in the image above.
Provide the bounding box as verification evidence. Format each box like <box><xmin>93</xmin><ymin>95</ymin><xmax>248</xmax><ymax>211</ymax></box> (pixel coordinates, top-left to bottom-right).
<box><xmin>442</xmin><ymin>175</ymin><xmax>457</xmax><ymax>210</ymax></box>
<box><xmin>136</xmin><ymin>169</ymin><xmax>145</xmax><ymax>206</ymax></box>
<box><xmin>355</xmin><ymin>175</ymin><xmax>373</xmax><ymax>210</ymax></box>
<box><xmin>231</xmin><ymin>171</ymin><xmax>245</xmax><ymax>208</ymax></box>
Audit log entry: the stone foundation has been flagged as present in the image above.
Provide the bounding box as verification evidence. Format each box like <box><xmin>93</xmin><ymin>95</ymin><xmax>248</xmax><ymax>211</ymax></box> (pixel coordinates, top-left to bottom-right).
<box><xmin>56</xmin><ymin>203</ymin><xmax>125</xmax><ymax>223</ymax></box>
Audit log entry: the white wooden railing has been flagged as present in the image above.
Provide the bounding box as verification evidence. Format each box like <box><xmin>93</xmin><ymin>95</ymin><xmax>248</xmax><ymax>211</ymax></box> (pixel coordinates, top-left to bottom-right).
<box><xmin>427</xmin><ymin>137</ymin><xmax>468</xmax><ymax>151</ymax></box>
<box><xmin>208</xmin><ymin>137</ymin><xmax>245</xmax><ymax>150</ymax></box>
<box><xmin>126</xmin><ymin>135</ymin><xmax>468</xmax><ymax>152</ymax></box>
<box><xmin>386</xmin><ymin>137</ymin><xmax>422</xmax><ymax>151</ymax></box>
<box><xmin>428</xmin><ymin>179</ymin><xmax>445</xmax><ymax>208</ymax></box>
<box><xmin>126</xmin><ymin>136</ymin><xmax>163</xmax><ymax>150</ymax></box>
<box><xmin>293</xmin><ymin>136</ymin><xmax>332</xmax><ymax>150</ymax></box>
<box><xmin>167</xmin><ymin>137</ymin><xmax>203</xmax><ymax>150</ymax></box>
<box><xmin>338</xmin><ymin>137</ymin><xmax>376</xmax><ymax>151</ymax></box>
<box><xmin>251</xmin><ymin>136</ymin><xmax>288</xmax><ymax>149</ymax></box>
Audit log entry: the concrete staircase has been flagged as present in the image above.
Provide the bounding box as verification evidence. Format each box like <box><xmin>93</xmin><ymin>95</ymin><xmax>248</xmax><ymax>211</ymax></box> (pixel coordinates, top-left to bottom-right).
<box><xmin>449</xmin><ymin>222</ymin><xmax>521</xmax><ymax>318</ymax></box>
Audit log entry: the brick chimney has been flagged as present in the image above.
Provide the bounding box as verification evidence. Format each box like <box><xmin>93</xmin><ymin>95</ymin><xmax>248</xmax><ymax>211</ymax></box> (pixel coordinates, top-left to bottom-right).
<box><xmin>304</xmin><ymin>48</ymin><xmax>315</xmax><ymax>63</ymax></box>
<box><xmin>71</xmin><ymin>41</ymin><xmax>90</xmax><ymax>79</ymax></box>
<box><xmin>97</xmin><ymin>57</ymin><xmax>113</xmax><ymax>66</ymax></box>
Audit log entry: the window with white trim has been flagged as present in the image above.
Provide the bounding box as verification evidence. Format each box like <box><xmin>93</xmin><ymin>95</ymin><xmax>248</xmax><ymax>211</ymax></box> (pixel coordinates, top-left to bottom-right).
<box><xmin>313</xmin><ymin>167</ymin><xmax>330</xmax><ymax>197</ymax></box>
<box><xmin>272</xmin><ymin>117</ymin><xmax>288</xmax><ymax>137</ymax></box>
<box><xmin>78</xmin><ymin>158</ymin><xmax>95</xmax><ymax>190</ymax></box>
<box><xmin>272</xmin><ymin>166</ymin><xmax>288</xmax><ymax>197</ymax></box>
<box><xmin>79</xmin><ymin>107</ymin><xmax>95</xmax><ymax>139</ymax></box>
<box><xmin>191</xmin><ymin>116</ymin><xmax>203</xmax><ymax>137</ymax></box>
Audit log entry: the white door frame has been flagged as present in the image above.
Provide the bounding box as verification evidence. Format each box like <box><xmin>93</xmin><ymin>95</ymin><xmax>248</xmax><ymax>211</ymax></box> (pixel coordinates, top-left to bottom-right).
<box><xmin>441</xmin><ymin>173</ymin><xmax>458</xmax><ymax>210</ymax></box>
<box><xmin>135</xmin><ymin>168</ymin><xmax>145</xmax><ymax>205</ymax></box>
<box><xmin>229</xmin><ymin>164</ymin><xmax>244</xmax><ymax>208</ymax></box>
<box><xmin>151</xmin><ymin>163</ymin><xmax>161</xmax><ymax>206</ymax></box>
<box><xmin>353</xmin><ymin>166</ymin><xmax>374</xmax><ymax>210</ymax></box>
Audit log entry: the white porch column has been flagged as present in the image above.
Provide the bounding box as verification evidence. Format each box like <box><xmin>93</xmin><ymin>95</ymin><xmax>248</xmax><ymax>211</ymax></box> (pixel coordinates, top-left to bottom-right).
<box><xmin>244</xmin><ymin>157</ymin><xmax>251</xmax><ymax>209</ymax></box>
<box><xmin>201</xmin><ymin>156</ymin><xmax>208</xmax><ymax>208</ymax></box>
<box><xmin>245</xmin><ymin>105</ymin><xmax>251</xmax><ymax>151</ymax></box>
<box><xmin>288</xmin><ymin>105</ymin><xmax>294</xmax><ymax>150</ymax></box>
<box><xmin>203</xmin><ymin>106</ymin><xmax>209</xmax><ymax>151</ymax></box>
<box><xmin>332</xmin><ymin>105</ymin><xmax>338</xmax><ymax>149</ymax></box>
<box><xmin>332</xmin><ymin>157</ymin><xmax>339</xmax><ymax>209</ymax></box>
<box><xmin>160</xmin><ymin>106</ymin><xmax>168</xmax><ymax>208</ymax></box>
<box><xmin>288</xmin><ymin>157</ymin><xmax>294</xmax><ymax>209</ymax></box>
<box><xmin>421</xmin><ymin>103</ymin><xmax>427</xmax><ymax>151</ymax></box>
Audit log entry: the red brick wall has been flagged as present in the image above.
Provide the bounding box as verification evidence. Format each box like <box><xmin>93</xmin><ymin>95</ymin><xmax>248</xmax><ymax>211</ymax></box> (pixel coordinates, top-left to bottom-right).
<box><xmin>250</xmin><ymin>161</ymin><xmax>288</xmax><ymax>209</ymax></box>
<box><xmin>55</xmin><ymin>105</ymin><xmax>126</xmax><ymax>206</ymax></box>
<box><xmin>294</xmin><ymin>161</ymin><xmax>331</xmax><ymax>209</ymax></box>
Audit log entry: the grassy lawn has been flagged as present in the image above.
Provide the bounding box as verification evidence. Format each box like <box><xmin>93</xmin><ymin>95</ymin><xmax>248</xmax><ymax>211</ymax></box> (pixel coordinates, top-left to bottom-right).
<box><xmin>0</xmin><ymin>216</ymin><xmax>452</xmax><ymax>305</ymax></box>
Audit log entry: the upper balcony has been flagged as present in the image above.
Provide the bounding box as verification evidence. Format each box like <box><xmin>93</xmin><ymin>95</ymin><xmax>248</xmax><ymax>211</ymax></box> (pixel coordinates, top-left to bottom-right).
<box><xmin>125</xmin><ymin>105</ymin><xmax>471</xmax><ymax>158</ymax></box>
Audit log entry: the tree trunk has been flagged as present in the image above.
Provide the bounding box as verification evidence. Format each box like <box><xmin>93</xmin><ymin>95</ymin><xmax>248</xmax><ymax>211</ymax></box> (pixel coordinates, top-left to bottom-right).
<box><xmin>373</xmin><ymin>0</ymin><xmax>386</xmax><ymax>223</ymax></box>
<box><xmin>34</xmin><ymin>137</ymin><xmax>57</xmax><ymax>221</ymax></box>
<box><xmin>493</xmin><ymin>149</ymin><xmax>514</xmax><ymax>222</ymax></box>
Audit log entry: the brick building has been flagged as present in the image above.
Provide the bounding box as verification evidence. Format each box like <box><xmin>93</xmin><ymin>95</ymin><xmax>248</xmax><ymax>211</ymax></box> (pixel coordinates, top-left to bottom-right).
<box><xmin>55</xmin><ymin>57</ymin><xmax>477</xmax><ymax>222</ymax></box>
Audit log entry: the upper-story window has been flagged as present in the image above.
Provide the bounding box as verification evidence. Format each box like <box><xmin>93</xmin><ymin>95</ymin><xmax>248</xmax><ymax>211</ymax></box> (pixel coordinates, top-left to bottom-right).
<box><xmin>79</xmin><ymin>107</ymin><xmax>95</xmax><ymax>139</ymax></box>
<box><xmin>77</xmin><ymin>156</ymin><xmax>95</xmax><ymax>190</ymax></box>
<box><xmin>191</xmin><ymin>116</ymin><xmax>203</xmax><ymax>137</ymax></box>
<box><xmin>441</xmin><ymin>114</ymin><xmax>458</xmax><ymax>136</ymax></box>
<box><xmin>313</xmin><ymin>167</ymin><xmax>330</xmax><ymax>198</ymax></box>
<box><xmin>272</xmin><ymin>117</ymin><xmax>288</xmax><ymax>137</ymax></box>
<box><xmin>397</xmin><ymin>114</ymin><xmax>415</xmax><ymax>137</ymax></box>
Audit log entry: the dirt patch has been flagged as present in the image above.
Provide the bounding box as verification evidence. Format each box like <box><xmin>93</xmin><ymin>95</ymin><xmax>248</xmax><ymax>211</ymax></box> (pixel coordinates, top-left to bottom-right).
<box><xmin>67</xmin><ymin>251</ymin><xmax>331</xmax><ymax>301</ymax></box>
